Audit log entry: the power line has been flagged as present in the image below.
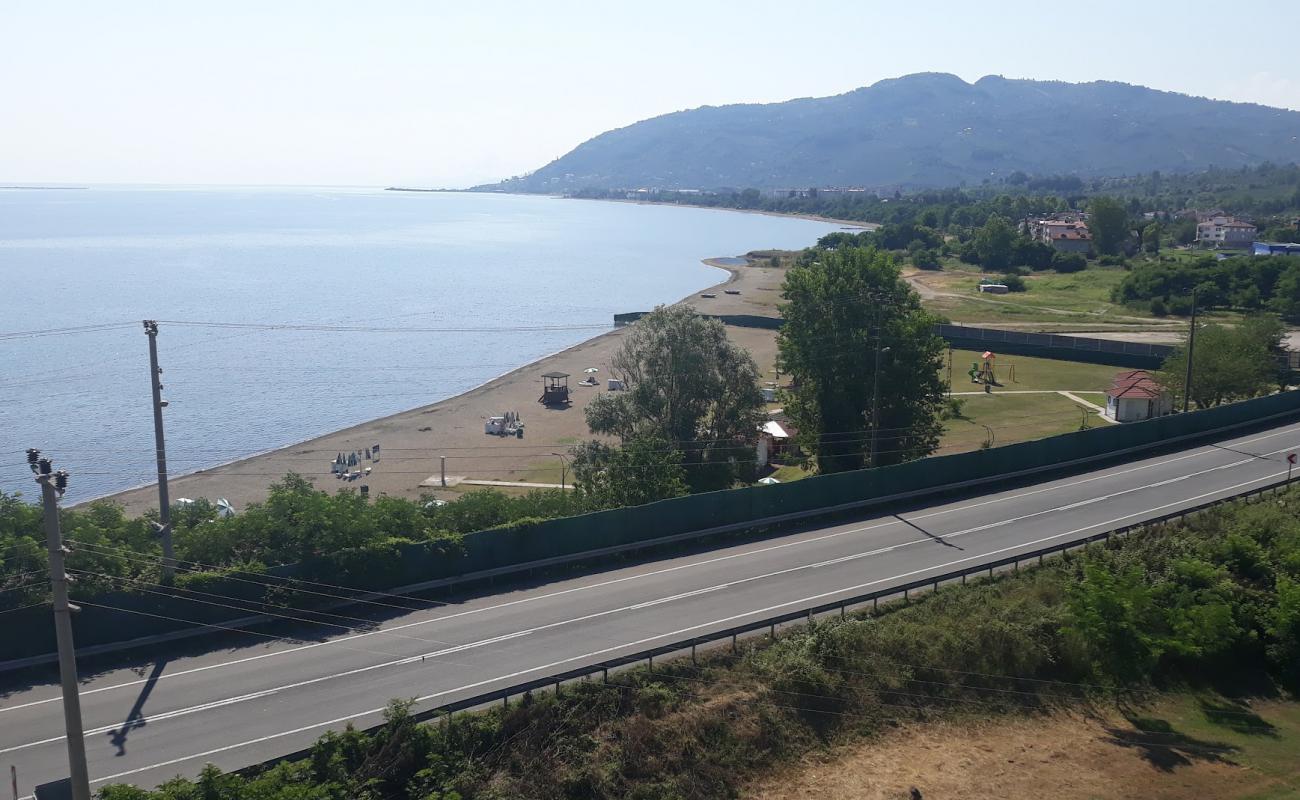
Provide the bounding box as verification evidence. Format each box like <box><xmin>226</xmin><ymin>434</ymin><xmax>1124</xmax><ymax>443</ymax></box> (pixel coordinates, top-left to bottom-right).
<box><xmin>155</xmin><ymin>319</ymin><xmax>611</xmax><ymax>334</ymax></box>
<box><xmin>64</xmin><ymin>542</ymin><xmax>447</xmax><ymax>614</ymax></box>
<box><xmin>0</xmin><ymin>321</ymin><xmax>137</xmax><ymax>341</ymax></box>
<box><xmin>67</xmin><ymin>570</ymin><xmax>460</xmax><ymax>649</ymax></box>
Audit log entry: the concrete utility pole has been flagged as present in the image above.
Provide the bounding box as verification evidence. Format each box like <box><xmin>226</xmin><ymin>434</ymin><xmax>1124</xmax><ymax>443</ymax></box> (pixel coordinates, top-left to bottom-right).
<box><xmin>869</xmin><ymin>327</ymin><xmax>884</xmax><ymax>468</ymax></box>
<box><xmin>28</xmin><ymin>450</ymin><xmax>91</xmax><ymax>800</ymax></box>
<box><xmin>143</xmin><ymin>320</ymin><xmax>175</xmax><ymax>582</ymax></box>
<box><xmin>865</xmin><ymin>290</ymin><xmax>893</xmax><ymax>469</ymax></box>
<box><xmin>1182</xmin><ymin>288</ymin><xmax>1198</xmax><ymax>413</ymax></box>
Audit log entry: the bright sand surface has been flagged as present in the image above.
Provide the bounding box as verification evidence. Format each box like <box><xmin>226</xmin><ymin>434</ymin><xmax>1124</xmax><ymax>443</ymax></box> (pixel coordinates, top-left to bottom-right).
<box><xmin>101</xmin><ymin>257</ymin><xmax>788</xmax><ymax>515</ymax></box>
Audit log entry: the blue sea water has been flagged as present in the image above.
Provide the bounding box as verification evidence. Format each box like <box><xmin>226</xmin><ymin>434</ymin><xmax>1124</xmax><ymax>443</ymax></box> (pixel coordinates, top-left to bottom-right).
<box><xmin>0</xmin><ymin>187</ymin><xmax>837</xmax><ymax>502</ymax></box>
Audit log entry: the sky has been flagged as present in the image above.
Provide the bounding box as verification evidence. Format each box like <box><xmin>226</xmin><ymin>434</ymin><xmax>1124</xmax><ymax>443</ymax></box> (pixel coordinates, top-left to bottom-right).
<box><xmin>3</xmin><ymin>0</ymin><xmax>1299</xmax><ymax>188</ymax></box>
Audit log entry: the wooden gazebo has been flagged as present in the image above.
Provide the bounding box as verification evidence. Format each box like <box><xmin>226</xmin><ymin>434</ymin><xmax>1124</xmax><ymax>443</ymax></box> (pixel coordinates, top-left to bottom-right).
<box><xmin>539</xmin><ymin>372</ymin><xmax>571</xmax><ymax>406</ymax></box>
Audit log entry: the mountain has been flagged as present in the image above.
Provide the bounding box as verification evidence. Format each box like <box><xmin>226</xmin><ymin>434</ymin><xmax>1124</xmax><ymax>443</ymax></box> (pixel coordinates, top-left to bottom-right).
<box><xmin>486</xmin><ymin>73</ymin><xmax>1300</xmax><ymax>192</ymax></box>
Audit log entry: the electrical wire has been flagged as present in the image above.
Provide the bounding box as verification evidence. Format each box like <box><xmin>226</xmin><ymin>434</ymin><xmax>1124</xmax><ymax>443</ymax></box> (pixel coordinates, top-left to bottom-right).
<box><xmin>155</xmin><ymin>319</ymin><xmax>611</xmax><ymax>333</ymax></box>
<box><xmin>0</xmin><ymin>321</ymin><xmax>137</xmax><ymax>341</ymax></box>
<box><xmin>64</xmin><ymin>543</ymin><xmax>448</xmax><ymax>613</ymax></box>
<box><xmin>65</xmin><ymin>570</ymin><xmax>464</xmax><ymax>649</ymax></box>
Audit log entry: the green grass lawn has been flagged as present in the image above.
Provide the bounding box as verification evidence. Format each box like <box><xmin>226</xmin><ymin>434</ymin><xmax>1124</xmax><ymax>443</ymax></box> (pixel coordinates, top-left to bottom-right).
<box><xmin>940</xmin><ymin>391</ymin><xmax>1107</xmax><ymax>453</ymax></box>
<box><xmin>944</xmin><ymin>348</ymin><xmax>1120</xmax><ymax>391</ymax></box>
<box><xmin>1125</xmin><ymin>694</ymin><xmax>1300</xmax><ymax>799</ymax></box>
<box><xmin>917</xmin><ymin>260</ymin><xmax>1241</xmax><ymax>328</ymax></box>
<box><xmin>939</xmin><ymin>349</ymin><xmax>1119</xmax><ymax>453</ymax></box>
<box><xmin>769</xmin><ymin>464</ymin><xmax>813</xmax><ymax>482</ymax></box>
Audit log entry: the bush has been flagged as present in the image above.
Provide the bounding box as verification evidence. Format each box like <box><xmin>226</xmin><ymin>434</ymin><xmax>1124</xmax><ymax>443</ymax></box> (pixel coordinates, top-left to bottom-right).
<box><xmin>1052</xmin><ymin>252</ymin><xmax>1087</xmax><ymax>273</ymax></box>
<box><xmin>998</xmin><ymin>273</ymin><xmax>1027</xmax><ymax>292</ymax></box>
<box><xmin>96</xmin><ymin>486</ymin><xmax>1300</xmax><ymax>799</ymax></box>
<box><xmin>1149</xmin><ymin>298</ymin><xmax>1168</xmax><ymax>317</ymax></box>
<box><xmin>1097</xmin><ymin>254</ymin><xmax>1128</xmax><ymax>267</ymax></box>
<box><xmin>911</xmin><ymin>248</ymin><xmax>942</xmax><ymax>270</ymax></box>
<box><xmin>1168</xmin><ymin>295</ymin><xmax>1194</xmax><ymax>316</ymax></box>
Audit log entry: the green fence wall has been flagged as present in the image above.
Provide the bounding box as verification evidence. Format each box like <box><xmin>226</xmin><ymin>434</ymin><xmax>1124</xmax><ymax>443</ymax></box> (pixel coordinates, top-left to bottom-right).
<box><xmin>5</xmin><ymin>390</ymin><xmax>1300</xmax><ymax>664</ymax></box>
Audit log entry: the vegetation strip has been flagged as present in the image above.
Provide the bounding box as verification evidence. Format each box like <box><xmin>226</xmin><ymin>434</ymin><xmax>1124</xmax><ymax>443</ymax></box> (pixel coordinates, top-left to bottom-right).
<box><xmin>98</xmin><ymin>479</ymin><xmax>1300</xmax><ymax>799</ymax></box>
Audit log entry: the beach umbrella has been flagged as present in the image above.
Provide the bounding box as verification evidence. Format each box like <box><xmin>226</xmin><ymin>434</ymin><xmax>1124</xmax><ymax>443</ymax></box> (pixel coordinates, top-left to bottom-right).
<box><xmin>584</xmin><ymin>367</ymin><xmax>599</xmax><ymax>373</ymax></box>
<box><xmin>757</xmin><ymin>476</ymin><xmax>781</xmax><ymax>485</ymax></box>
<box><xmin>215</xmin><ymin>498</ymin><xmax>236</xmax><ymax>518</ymax></box>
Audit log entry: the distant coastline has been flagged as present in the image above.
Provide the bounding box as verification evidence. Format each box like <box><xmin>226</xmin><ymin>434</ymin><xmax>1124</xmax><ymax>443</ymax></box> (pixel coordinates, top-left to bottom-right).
<box><xmin>385</xmin><ymin>186</ymin><xmax>460</xmax><ymax>193</ymax></box>
<box><xmin>561</xmin><ymin>193</ymin><xmax>879</xmax><ymax>231</ymax></box>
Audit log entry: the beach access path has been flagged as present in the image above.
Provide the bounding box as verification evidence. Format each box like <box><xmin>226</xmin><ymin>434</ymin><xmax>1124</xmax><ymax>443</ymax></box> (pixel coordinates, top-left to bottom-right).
<box><xmin>99</xmin><ymin>256</ymin><xmax>789</xmax><ymax>516</ymax></box>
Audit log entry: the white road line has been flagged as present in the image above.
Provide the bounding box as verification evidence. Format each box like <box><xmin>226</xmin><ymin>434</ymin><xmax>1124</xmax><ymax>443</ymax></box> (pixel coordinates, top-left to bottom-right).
<box><xmin>6</xmin><ymin>422</ymin><xmax>1299</xmax><ymax>718</ymax></box>
<box><xmin>6</xmin><ymin>444</ymin><xmax>1290</xmax><ymax>757</ymax></box>
<box><xmin>79</xmin><ymin>464</ymin><xmax>1290</xmax><ymax>790</ymax></box>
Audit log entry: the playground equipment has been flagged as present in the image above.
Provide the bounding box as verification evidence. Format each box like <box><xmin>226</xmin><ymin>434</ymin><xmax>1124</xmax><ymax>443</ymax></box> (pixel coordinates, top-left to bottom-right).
<box><xmin>968</xmin><ymin>351</ymin><xmax>1004</xmax><ymax>392</ymax></box>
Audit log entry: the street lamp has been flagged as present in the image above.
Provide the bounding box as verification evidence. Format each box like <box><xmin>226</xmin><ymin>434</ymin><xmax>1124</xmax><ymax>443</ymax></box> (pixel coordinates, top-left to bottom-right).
<box><xmin>551</xmin><ymin>452</ymin><xmax>570</xmax><ymax>490</ymax></box>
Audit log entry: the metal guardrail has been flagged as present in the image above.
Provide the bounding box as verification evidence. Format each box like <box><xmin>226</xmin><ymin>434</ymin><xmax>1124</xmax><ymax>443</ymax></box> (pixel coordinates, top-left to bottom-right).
<box><xmin>236</xmin><ymin>473</ymin><xmax>1294</xmax><ymax>777</ymax></box>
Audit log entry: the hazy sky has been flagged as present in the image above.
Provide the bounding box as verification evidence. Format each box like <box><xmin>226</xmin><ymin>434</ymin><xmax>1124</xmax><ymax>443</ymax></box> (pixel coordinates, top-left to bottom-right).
<box><xmin>4</xmin><ymin>1</ymin><xmax>1298</xmax><ymax>187</ymax></box>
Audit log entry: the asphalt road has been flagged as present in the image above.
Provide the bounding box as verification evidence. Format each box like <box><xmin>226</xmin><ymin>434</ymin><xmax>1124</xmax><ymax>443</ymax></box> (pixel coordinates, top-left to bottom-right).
<box><xmin>5</xmin><ymin>418</ymin><xmax>1300</xmax><ymax>796</ymax></box>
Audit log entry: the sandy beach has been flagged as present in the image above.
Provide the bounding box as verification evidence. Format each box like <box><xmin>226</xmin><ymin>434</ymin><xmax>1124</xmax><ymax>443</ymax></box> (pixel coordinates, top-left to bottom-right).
<box><xmin>100</xmin><ymin>255</ymin><xmax>790</xmax><ymax>515</ymax></box>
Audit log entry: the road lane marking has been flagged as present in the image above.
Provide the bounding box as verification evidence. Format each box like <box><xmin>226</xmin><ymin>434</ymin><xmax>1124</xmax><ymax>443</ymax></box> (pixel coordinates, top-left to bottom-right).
<box><xmin>73</xmin><ymin>463</ymin><xmax>1291</xmax><ymax>791</ymax></box>
<box><xmin>7</xmin><ymin>421</ymin><xmax>1300</xmax><ymax>717</ymax></box>
<box><xmin>7</xmin><ymin>444</ymin><xmax>1290</xmax><ymax>759</ymax></box>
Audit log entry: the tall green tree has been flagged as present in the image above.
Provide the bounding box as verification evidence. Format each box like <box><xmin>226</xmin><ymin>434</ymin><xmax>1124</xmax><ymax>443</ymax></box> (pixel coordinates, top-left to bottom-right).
<box><xmin>1087</xmin><ymin>196</ymin><xmax>1130</xmax><ymax>256</ymax></box>
<box><xmin>1142</xmin><ymin>222</ymin><xmax>1162</xmax><ymax>254</ymax></box>
<box><xmin>972</xmin><ymin>214</ymin><xmax>1015</xmax><ymax>269</ymax></box>
<box><xmin>777</xmin><ymin>247</ymin><xmax>947</xmax><ymax>474</ymax></box>
<box><xmin>585</xmin><ymin>305</ymin><xmax>764</xmax><ymax>491</ymax></box>
<box><xmin>1158</xmin><ymin>315</ymin><xmax>1283</xmax><ymax>408</ymax></box>
<box><xmin>569</xmin><ymin>436</ymin><xmax>689</xmax><ymax>510</ymax></box>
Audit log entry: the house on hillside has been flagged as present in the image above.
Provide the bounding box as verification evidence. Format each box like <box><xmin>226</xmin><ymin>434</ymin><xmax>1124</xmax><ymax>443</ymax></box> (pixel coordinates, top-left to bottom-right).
<box><xmin>1196</xmin><ymin>216</ymin><xmax>1256</xmax><ymax>248</ymax></box>
<box><xmin>1103</xmin><ymin>370</ymin><xmax>1173</xmax><ymax>423</ymax></box>
<box><xmin>1033</xmin><ymin>218</ymin><xmax>1092</xmax><ymax>253</ymax></box>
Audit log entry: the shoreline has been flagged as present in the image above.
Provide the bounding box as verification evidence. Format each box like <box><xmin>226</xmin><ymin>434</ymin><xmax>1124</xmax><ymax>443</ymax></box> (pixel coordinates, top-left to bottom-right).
<box><xmin>555</xmin><ymin>193</ymin><xmax>880</xmax><ymax>231</ymax></box>
<box><xmin>87</xmin><ymin>255</ymin><xmax>758</xmax><ymax>513</ymax></box>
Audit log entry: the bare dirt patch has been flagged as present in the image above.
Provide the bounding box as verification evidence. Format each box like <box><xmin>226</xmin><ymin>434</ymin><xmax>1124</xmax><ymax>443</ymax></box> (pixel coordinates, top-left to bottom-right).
<box><xmin>746</xmin><ymin>709</ymin><xmax>1289</xmax><ymax>800</ymax></box>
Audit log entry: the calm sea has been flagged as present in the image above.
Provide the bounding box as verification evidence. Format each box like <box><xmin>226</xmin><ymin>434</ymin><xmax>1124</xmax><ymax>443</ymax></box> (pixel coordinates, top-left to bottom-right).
<box><xmin>1</xmin><ymin>187</ymin><xmax>837</xmax><ymax>502</ymax></box>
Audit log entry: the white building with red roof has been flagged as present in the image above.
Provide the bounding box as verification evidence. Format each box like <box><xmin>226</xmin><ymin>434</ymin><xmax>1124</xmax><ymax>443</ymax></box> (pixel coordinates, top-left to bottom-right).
<box><xmin>1103</xmin><ymin>370</ymin><xmax>1173</xmax><ymax>423</ymax></box>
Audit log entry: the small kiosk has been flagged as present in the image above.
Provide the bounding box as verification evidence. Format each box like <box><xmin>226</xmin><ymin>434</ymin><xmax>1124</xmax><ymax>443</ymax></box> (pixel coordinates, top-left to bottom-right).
<box><xmin>539</xmin><ymin>372</ymin><xmax>572</xmax><ymax>406</ymax></box>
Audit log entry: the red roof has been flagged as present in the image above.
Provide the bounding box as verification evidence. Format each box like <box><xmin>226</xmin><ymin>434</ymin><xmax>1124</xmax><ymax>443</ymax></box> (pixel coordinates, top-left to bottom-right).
<box><xmin>1107</xmin><ymin>370</ymin><xmax>1165</xmax><ymax>399</ymax></box>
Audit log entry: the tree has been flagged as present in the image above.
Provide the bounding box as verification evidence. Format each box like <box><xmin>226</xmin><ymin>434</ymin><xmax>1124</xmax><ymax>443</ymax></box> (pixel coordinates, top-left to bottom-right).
<box><xmin>1064</xmin><ymin>561</ymin><xmax>1167</xmax><ymax>682</ymax></box>
<box><xmin>1142</xmin><ymin>222</ymin><xmax>1162</xmax><ymax>254</ymax></box>
<box><xmin>569</xmin><ymin>436</ymin><xmax>689</xmax><ymax>510</ymax></box>
<box><xmin>1088</xmin><ymin>196</ymin><xmax>1130</xmax><ymax>256</ymax></box>
<box><xmin>777</xmin><ymin>247</ymin><xmax>947</xmax><ymax>474</ymax></box>
<box><xmin>585</xmin><ymin>305</ymin><xmax>764</xmax><ymax>491</ymax></box>
<box><xmin>973</xmin><ymin>214</ymin><xmax>1015</xmax><ymax>269</ymax></box>
<box><xmin>1052</xmin><ymin>252</ymin><xmax>1087</xmax><ymax>273</ymax></box>
<box><xmin>1269</xmin><ymin>261</ymin><xmax>1300</xmax><ymax>317</ymax></box>
<box><xmin>1010</xmin><ymin>236</ymin><xmax>1055</xmax><ymax>270</ymax></box>
<box><xmin>1158</xmin><ymin>315</ymin><xmax>1283</xmax><ymax>408</ymax></box>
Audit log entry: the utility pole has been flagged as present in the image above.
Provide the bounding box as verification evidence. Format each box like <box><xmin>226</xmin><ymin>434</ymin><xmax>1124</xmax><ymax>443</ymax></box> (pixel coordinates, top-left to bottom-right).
<box><xmin>27</xmin><ymin>450</ymin><xmax>91</xmax><ymax>800</ymax></box>
<box><xmin>869</xmin><ymin>326</ymin><xmax>884</xmax><ymax>468</ymax></box>
<box><xmin>864</xmin><ymin>291</ymin><xmax>892</xmax><ymax>469</ymax></box>
<box><xmin>143</xmin><ymin>321</ymin><xmax>175</xmax><ymax>582</ymax></box>
<box><xmin>1182</xmin><ymin>288</ymin><xmax>1198</xmax><ymax>413</ymax></box>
